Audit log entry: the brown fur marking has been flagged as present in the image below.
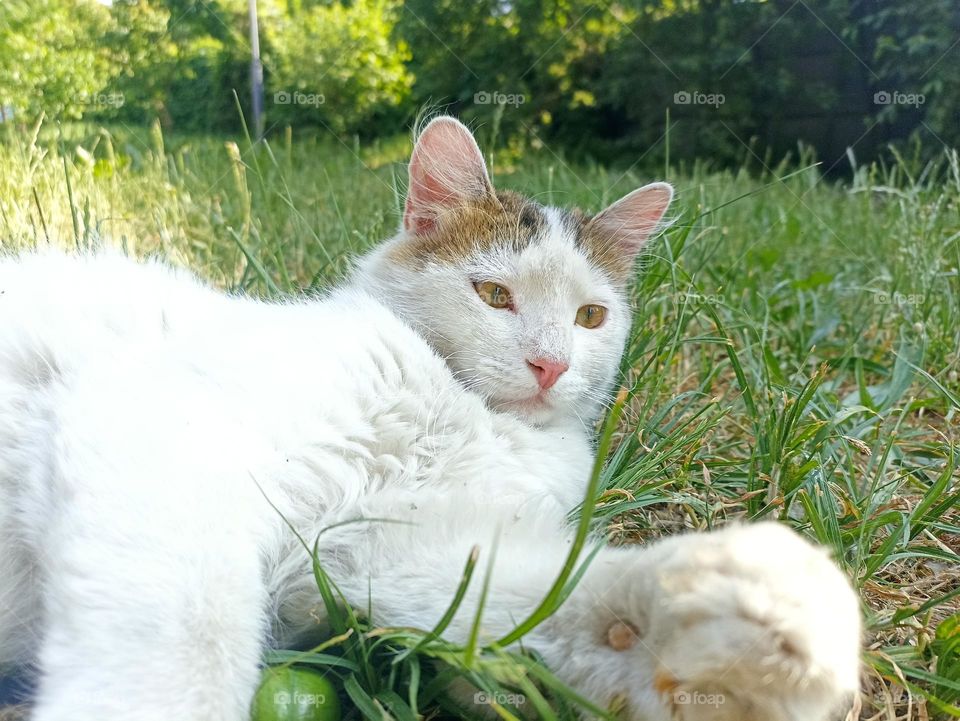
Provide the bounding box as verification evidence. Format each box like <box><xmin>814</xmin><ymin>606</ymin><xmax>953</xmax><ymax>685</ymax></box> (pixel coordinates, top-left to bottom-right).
<box><xmin>577</xmin><ymin>216</ymin><xmax>635</xmax><ymax>282</ymax></box>
<box><xmin>392</xmin><ymin>188</ymin><xmax>633</xmax><ymax>283</ymax></box>
<box><xmin>391</xmin><ymin>190</ymin><xmax>547</xmax><ymax>266</ymax></box>
<box><xmin>547</xmin><ymin>206</ymin><xmax>635</xmax><ymax>283</ymax></box>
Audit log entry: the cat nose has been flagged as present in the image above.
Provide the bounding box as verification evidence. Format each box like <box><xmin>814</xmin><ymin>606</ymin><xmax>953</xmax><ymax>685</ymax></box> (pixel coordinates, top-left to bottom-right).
<box><xmin>526</xmin><ymin>358</ymin><xmax>569</xmax><ymax>391</ymax></box>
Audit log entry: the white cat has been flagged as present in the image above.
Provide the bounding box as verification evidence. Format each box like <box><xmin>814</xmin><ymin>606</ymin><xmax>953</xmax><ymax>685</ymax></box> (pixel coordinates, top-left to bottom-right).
<box><xmin>0</xmin><ymin>117</ymin><xmax>860</xmax><ymax>721</ymax></box>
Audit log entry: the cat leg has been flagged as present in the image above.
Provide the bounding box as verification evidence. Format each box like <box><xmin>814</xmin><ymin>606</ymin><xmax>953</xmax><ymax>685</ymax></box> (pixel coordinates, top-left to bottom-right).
<box><xmin>539</xmin><ymin>522</ymin><xmax>861</xmax><ymax>721</ymax></box>
<box><xmin>303</xmin><ymin>496</ymin><xmax>603</xmax><ymax>645</ymax></box>
<box><xmin>25</xmin><ymin>370</ymin><xmax>274</xmax><ymax>721</ymax></box>
<box><xmin>29</xmin><ymin>514</ymin><xmax>268</xmax><ymax>721</ymax></box>
<box><xmin>313</xmin><ymin>505</ymin><xmax>859</xmax><ymax>721</ymax></box>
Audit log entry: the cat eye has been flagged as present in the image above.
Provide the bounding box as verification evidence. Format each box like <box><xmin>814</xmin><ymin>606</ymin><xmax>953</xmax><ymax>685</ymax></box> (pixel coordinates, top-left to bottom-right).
<box><xmin>475</xmin><ymin>281</ymin><xmax>513</xmax><ymax>309</ymax></box>
<box><xmin>576</xmin><ymin>304</ymin><xmax>606</xmax><ymax>329</ymax></box>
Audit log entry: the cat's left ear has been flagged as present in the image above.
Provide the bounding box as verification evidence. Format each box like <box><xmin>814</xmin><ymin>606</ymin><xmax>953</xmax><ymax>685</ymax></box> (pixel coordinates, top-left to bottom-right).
<box><xmin>586</xmin><ymin>182</ymin><xmax>674</xmax><ymax>262</ymax></box>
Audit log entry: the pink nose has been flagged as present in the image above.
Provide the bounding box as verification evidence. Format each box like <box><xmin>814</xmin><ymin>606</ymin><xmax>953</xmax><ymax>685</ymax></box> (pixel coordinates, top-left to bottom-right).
<box><xmin>527</xmin><ymin>358</ymin><xmax>569</xmax><ymax>391</ymax></box>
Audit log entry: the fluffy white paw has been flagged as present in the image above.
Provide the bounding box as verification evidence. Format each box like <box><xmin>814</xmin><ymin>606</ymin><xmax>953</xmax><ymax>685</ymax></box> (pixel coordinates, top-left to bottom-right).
<box><xmin>645</xmin><ymin>523</ymin><xmax>860</xmax><ymax>720</ymax></box>
<box><xmin>551</xmin><ymin>523</ymin><xmax>861</xmax><ymax>721</ymax></box>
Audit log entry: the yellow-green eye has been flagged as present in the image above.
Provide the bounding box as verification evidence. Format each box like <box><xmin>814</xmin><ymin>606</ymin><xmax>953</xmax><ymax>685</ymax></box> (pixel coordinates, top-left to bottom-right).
<box><xmin>576</xmin><ymin>304</ymin><xmax>606</xmax><ymax>328</ymax></box>
<box><xmin>475</xmin><ymin>281</ymin><xmax>513</xmax><ymax>309</ymax></box>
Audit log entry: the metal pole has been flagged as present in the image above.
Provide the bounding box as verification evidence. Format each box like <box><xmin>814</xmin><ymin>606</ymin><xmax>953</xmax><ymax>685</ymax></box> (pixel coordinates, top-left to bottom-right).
<box><xmin>248</xmin><ymin>0</ymin><xmax>264</xmax><ymax>141</ymax></box>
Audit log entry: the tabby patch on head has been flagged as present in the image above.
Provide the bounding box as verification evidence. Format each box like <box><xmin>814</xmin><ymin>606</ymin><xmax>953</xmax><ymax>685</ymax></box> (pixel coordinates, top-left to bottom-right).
<box><xmin>358</xmin><ymin>116</ymin><xmax>673</xmax><ymax>428</ymax></box>
<box><xmin>392</xmin><ymin>190</ymin><xmax>547</xmax><ymax>267</ymax></box>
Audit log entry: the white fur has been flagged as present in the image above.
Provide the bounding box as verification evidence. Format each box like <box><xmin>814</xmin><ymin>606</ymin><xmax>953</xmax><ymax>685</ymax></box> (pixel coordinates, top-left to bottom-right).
<box><xmin>0</xmin><ymin>118</ymin><xmax>861</xmax><ymax>721</ymax></box>
<box><xmin>0</xmin><ymin>250</ymin><xmax>860</xmax><ymax>721</ymax></box>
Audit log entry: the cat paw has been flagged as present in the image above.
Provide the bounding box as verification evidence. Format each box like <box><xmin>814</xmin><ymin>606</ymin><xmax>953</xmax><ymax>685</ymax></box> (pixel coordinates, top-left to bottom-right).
<box><xmin>640</xmin><ymin>523</ymin><xmax>860</xmax><ymax>720</ymax></box>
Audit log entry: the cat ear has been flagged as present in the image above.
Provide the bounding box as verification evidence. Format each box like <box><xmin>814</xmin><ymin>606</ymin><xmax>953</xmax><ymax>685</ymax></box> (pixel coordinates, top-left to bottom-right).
<box><xmin>587</xmin><ymin>182</ymin><xmax>674</xmax><ymax>260</ymax></box>
<box><xmin>403</xmin><ymin>116</ymin><xmax>495</xmax><ymax>235</ymax></box>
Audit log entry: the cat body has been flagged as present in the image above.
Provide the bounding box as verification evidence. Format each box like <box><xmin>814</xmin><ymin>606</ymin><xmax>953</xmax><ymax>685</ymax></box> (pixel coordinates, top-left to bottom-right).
<box><xmin>0</xmin><ymin>118</ymin><xmax>861</xmax><ymax>721</ymax></box>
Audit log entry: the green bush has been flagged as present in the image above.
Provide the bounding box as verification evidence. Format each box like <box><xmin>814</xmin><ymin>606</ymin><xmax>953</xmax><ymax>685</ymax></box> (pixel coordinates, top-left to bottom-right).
<box><xmin>261</xmin><ymin>0</ymin><xmax>413</xmax><ymax>134</ymax></box>
<box><xmin>2</xmin><ymin>0</ymin><xmax>957</xmax><ymax>163</ymax></box>
<box><xmin>0</xmin><ymin>0</ymin><xmax>116</xmax><ymax>120</ymax></box>
<box><xmin>397</xmin><ymin>0</ymin><xmax>960</xmax><ymax>166</ymax></box>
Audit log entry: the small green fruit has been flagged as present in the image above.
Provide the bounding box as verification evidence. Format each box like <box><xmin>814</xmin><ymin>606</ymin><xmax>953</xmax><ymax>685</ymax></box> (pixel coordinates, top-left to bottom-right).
<box><xmin>251</xmin><ymin>666</ymin><xmax>342</xmax><ymax>721</ymax></box>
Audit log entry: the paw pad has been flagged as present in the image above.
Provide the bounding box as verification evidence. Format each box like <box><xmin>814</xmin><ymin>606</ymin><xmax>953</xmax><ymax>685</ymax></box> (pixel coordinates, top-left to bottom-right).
<box><xmin>653</xmin><ymin>671</ymin><xmax>678</xmax><ymax>695</ymax></box>
<box><xmin>606</xmin><ymin>620</ymin><xmax>640</xmax><ymax>651</ymax></box>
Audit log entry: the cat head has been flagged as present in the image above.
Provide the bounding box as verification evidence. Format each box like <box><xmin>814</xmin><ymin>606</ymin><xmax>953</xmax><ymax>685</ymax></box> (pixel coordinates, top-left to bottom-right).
<box><xmin>357</xmin><ymin>116</ymin><xmax>673</xmax><ymax>427</ymax></box>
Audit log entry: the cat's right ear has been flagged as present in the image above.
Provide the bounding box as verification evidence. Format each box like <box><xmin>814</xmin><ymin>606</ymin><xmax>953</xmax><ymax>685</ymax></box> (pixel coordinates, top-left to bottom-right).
<box><xmin>403</xmin><ymin>117</ymin><xmax>494</xmax><ymax>235</ymax></box>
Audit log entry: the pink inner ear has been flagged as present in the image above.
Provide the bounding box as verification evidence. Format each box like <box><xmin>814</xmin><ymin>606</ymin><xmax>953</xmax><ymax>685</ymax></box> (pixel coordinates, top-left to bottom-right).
<box><xmin>404</xmin><ymin>117</ymin><xmax>492</xmax><ymax>235</ymax></box>
<box><xmin>591</xmin><ymin>182</ymin><xmax>674</xmax><ymax>258</ymax></box>
<box><xmin>404</xmin><ymin>169</ymin><xmax>459</xmax><ymax>235</ymax></box>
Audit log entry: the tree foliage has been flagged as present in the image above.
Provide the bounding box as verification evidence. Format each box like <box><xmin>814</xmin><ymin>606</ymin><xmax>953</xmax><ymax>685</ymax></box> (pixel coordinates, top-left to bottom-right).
<box><xmin>261</xmin><ymin>0</ymin><xmax>412</xmax><ymax>133</ymax></box>
<box><xmin>0</xmin><ymin>0</ymin><xmax>116</xmax><ymax>119</ymax></box>
<box><xmin>0</xmin><ymin>0</ymin><xmax>956</xmax><ymax>163</ymax></box>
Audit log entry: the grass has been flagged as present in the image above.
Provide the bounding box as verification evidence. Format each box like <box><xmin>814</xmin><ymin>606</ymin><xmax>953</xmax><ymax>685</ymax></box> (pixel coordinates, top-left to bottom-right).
<box><xmin>0</xmin><ymin>118</ymin><xmax>958</xmax><ymax>720</ymax></box>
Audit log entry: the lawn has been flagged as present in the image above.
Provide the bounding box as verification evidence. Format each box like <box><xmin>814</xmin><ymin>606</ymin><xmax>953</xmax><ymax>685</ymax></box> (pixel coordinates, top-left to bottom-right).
<box><xmin>1</xmin><ymin>120</ymin><xmax>958</xmax><ymax>719</ymax></box>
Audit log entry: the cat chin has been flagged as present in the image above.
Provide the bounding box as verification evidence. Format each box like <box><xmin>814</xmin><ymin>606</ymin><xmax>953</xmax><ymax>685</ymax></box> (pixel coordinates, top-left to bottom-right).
<box><xmin>492</xmin><ymin>393</ymin><xmax>568</xmax><ymax>426</ymax></box>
